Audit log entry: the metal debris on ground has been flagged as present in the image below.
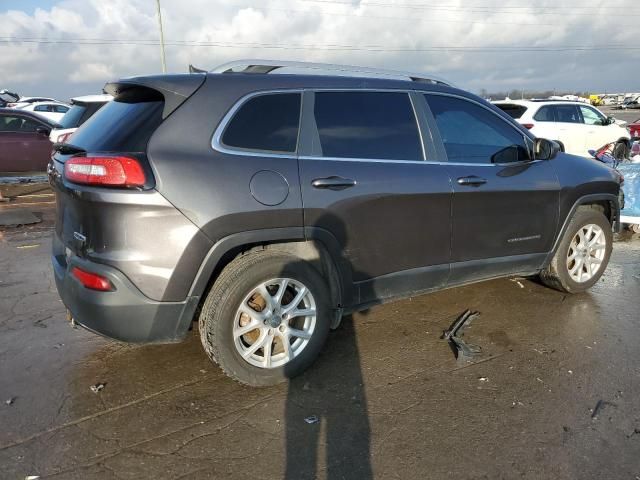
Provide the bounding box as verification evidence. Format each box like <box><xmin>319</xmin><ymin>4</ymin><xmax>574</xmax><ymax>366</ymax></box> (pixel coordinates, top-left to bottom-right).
<box><xmin>510</xmin><ymin>278</ymin><xmax>525</xmax><ymax>288</ymax></box>
<box><xmin>478</xmin><ymin>377</ymin><xmax>488</xmax><ymax>382</ymax></box>
<box><xmin>24</xmin><ymin>476</ymin><xmax>40</xmax><ymax>480</ymax></box>
<box><xmin>442</xmin><ymin>309</ymin><xmax>482</xmax><ymax>364</ymax></box>
<box><xmin>90</xmin><ymin>383</ymin><xmax>106</xmax><ymax>394</ymax></box>
<box><xmin>304</xmin><ymin>415</ymin><xmax>319</xmax><ymax>424</ymax></box>
<box><xmin>16</xmin><ymin>244</ymin><xmax>40</xmax><ymax>249</ymax></box>
<box><xmin>5</xmin><ymin>397</ymin><xmax>15</xmax><ymax>405</ymax></box>
<box><xmin>591</xmin><ymin>399</ymin><xmax>616</xmax><ymax>419</ymax></box>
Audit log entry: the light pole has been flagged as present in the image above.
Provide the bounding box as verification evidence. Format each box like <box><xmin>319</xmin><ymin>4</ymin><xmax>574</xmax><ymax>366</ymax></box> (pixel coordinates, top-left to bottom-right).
<box><xmin>155</xmin><ymin>0</ymin><xmax>167</xmax><ymax>73</ymax></box>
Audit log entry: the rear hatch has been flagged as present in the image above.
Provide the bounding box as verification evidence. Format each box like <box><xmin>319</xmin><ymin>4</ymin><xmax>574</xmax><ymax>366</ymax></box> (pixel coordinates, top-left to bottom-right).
<box><xmin>50</xmin><ymin>74</ymin><xmax>205</xmax><ymax>261</ymax></box>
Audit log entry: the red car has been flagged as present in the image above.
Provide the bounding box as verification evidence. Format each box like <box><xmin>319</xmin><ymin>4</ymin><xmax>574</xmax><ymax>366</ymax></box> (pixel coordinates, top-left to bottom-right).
<box><xmin>0</xmin><ymin>108</ymin><xmax>59</xmax><ymax>173</ymax></box>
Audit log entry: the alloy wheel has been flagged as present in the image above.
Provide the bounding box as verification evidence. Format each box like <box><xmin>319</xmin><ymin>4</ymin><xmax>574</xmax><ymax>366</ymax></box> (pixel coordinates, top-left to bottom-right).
<box><xmin>566</xmin><ymin>224</ymin><xmax>607</xmax><ymax>283</ymax></box>
<box><xmin>233</xmin><ymin>278</ymin><xmax>316</xmax><ymax>368</ymax></box>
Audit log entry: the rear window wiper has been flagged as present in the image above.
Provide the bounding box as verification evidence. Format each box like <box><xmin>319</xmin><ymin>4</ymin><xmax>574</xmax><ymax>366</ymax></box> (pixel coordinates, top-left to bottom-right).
<box><xmin>53</xmin><ymin>142</ymin><xmax>86</xmax><ymax>155</ymax></box>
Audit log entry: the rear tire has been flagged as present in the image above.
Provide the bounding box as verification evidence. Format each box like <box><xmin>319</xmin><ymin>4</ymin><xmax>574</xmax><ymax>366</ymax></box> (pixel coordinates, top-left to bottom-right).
<box><xmin>198</xmin><ymin>250</ymin><xmax>331</xmax><ymax>386</ymax></box>
<box><xmin>539</xmin><ymin>208</ymin><xmax>612</xmax><ymax>293</ymax></box>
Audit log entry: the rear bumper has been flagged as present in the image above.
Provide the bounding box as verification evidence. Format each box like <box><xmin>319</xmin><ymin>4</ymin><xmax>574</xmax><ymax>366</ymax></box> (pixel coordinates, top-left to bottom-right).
<box><xmin>52</xmin><ymin>248</ymin><xmax>199</xmax><ymax>343</ymax></box>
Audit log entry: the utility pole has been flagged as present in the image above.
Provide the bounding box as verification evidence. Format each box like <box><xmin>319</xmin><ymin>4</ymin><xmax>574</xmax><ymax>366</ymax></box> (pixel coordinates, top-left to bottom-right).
<box><xmin>155</xmin><ymin>0</ymin><xmax>167</xmax><ymax>73</ymax></box>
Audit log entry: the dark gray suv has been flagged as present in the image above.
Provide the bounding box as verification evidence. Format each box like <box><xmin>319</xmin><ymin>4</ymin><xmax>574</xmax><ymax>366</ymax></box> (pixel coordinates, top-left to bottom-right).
<box><xmin>49</xmin><ymin>61</ymin><xmax>622</xmax><ymax>386</ymax></box>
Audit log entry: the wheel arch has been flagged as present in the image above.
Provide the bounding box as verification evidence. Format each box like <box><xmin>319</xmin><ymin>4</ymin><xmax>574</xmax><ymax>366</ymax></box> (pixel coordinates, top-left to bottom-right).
<box><xmin>187</xmin><ymin>227</ymin><xmax>355</xmax><ymax>328</ymax></box>
<box><xmin>543</xmin><ymin>193</ymin><xmax>619</xmax><ymax>268</ymax></box>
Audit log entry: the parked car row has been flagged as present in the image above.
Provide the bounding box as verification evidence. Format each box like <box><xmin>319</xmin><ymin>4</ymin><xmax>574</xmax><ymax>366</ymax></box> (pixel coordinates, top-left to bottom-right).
<box><xmin>0</xmin><ymin>93</ymin><xmax>111</xmax><ymax>173</ymax></box>
<box><xmin>493</xmin><ymin>99</ymin><xmax>631</xmax><ymax>159</ymax></box>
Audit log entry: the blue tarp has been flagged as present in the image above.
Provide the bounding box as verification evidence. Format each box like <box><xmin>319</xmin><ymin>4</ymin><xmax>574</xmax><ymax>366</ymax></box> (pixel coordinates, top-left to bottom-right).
<box><xmin>618</xmin><ymin>163</ymin><xmax>640</xmax><ymax>218</ymax></box>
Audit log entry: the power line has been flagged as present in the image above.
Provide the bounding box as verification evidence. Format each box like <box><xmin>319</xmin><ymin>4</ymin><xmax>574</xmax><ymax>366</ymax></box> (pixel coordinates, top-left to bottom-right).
<box><xmin>2</xmin><ymin>37</ymin><xmax>640</xmax><ymax>53</ymax></box>
<box><xmin>298</xmin><ymin>0</ymin><xmax>640</xmax><ymax>15</ymax></box>
<box><xmin>197</xmin><ymin>3</ymin><xmax>639</xmax><ymax>27</ymax></box>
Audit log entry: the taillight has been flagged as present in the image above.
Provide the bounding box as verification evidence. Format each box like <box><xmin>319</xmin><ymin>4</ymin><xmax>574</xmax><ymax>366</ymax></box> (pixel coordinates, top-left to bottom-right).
<box><xmin>71</xmin><ymin>267</ymin><xmax>113</xmax><ymax>291</ymax></box>
<box><xmin>522</xmin><ymin>123</ymin><xmax>534</xmax><ymax>130</ymax></box>
<box><xmin>64</xmin><ymin>156</ymin><xmax>146</xmax><ymax>187</ymax></box>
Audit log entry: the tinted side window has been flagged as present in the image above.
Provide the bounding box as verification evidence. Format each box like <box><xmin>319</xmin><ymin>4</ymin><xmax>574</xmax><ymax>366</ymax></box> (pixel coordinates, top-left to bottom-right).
<box><xmin>426</xmin><ymin>95</ymin><xmax>529</xmax><ymax>164</ymax></box>
<box><xmin>533</xmin><ymin>106</ymin><xmax>555</xmax><ymax>122</ymax></box>
<box><xmin>222</xmin><ymin>93</ymin><xmax>301</xmax><ymax>153</ymax></box>
<box><xmin>0</xmin><ymin>115</ymin><xmax>41</xmax><ymax>132</ymax></box>
<box><xmin>55</xmin><ymin>105</ymin><xmax>69</xmax><ymax>113</ymax></box>
<box><xmin>555</xmin><ymin>105</ymin><xmax>581</xmax><ymax>124</ymax></box>
<box><xmin>313</xmin><ymin>91</ymin><xmax>422</xmax><ymax>160</ymax></box>
<box><xmin>34</xmin><ymin>105</ymin><xmax>48</xmax><ymax>112</ymax></box>
<box><xmin>0</xmin><ymin>116</ymin><xmax>22</xmax><ymax>131</ymax></box>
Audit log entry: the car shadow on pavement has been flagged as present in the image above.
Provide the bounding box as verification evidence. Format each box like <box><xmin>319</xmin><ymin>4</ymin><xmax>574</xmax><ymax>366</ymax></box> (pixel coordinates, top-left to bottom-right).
<box><xmin>283</xmin><ymin>212</ymin><xmax>373</xmax><ymax>479</ymax></box>
<box><xmin>284</xmin><ymin>317</ymin><xmax>373</xmax><ymax>480</ymax></box>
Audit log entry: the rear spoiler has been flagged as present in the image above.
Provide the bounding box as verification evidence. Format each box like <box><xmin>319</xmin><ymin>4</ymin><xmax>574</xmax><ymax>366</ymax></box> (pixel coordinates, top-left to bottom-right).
<box><xmin>104</xmin><ymin>74</ymin><xmax>206</xmax><ymax>119</ymax></box>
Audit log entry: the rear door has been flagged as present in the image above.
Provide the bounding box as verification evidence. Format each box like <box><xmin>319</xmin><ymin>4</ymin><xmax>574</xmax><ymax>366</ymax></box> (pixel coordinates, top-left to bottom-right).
<box><xmin>423</xmin><ymin>93</ymin><xmax>560</xmax><ymax>284</ymax></box>
<box><xmin>298</xmin><ymin>90</ymin><xmax>452</xmax><ymax>305</ymax></box>
<box><xmin>553</xmin><ymin>104</ymin><xmax>585</xmax><ymax>155</ymax></box>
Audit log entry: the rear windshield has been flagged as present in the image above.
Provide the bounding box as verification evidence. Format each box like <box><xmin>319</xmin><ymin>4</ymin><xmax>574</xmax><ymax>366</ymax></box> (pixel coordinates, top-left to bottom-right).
<box><xmin>69</xmin><ymin>90</ymin><xmax>163</xmax><ymax>152</ymax></box>
<box><xmin>58</xmin><ymin>102</ymin><xmax>105</xmax><ymax>129</ymax></box>
<box><xmin>494</xmin><ymin>103</ymin><xmax>527</xmax><ymax>119</ymax></box>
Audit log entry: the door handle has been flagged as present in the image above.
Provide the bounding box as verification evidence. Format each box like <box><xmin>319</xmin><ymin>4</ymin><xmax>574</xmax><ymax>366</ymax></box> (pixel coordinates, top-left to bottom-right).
<box><xmin>457</xmin><ymin>176</ymin><xmax>487</xmax><ymax>187</ymax></box>
<box><xmin>311</xmin><ymin>176</ymin><xmax>356</xmax><ymax>190</ymax></box>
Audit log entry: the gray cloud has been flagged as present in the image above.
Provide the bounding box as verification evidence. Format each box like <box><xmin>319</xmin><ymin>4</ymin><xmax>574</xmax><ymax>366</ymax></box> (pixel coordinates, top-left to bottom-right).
<box><xmin>1</xmin><ymin>0</ymin><xmax>638</xmax><ymax>100</ymax></box>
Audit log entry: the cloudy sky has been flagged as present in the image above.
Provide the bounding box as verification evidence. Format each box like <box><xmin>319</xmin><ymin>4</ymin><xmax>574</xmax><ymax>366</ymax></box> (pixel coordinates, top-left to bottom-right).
<box><xmin>1</xmin><ymin>0</ymin><xmax>638</xmax><ymax>100</ymax></box>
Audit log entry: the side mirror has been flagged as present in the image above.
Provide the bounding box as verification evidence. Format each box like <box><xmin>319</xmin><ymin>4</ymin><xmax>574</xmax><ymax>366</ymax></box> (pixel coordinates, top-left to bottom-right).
<box><xmin>35</xmin><ymin>126</ymin><xmax>50</xmax><ymax>136</ymax></box>
<box><xmin>605</xmin><ymin>116</ymin><xmax>616</xmax><ymax>126</ymax></box>
<box><xmin>534</xmin><ymin>138</ymin><xmax>560</xmax><ymax>160</ymax></box>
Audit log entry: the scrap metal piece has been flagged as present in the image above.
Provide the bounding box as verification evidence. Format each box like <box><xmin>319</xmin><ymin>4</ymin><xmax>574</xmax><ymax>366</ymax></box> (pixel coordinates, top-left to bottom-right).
<box><xmin>591</xmin><ymin>399</ymin><xmax>616</xmax><ymax>419</ymax></box>
<box><xmin>442</xmin><ymin>310</ymin><xmax>482</xmax><ymax>363</ymax></box>
<box><xmin>90</xmin><ymin>383</ymin><xmax>105</xmax><ymax>394</ymax></box>
<box><xmin>304</xmin><ymin>415</ymin><xmax>319</xmax><ymax>425</ymax></box>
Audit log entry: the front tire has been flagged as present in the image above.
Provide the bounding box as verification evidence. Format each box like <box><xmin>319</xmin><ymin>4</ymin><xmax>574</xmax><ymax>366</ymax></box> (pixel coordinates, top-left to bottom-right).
<box><xmin>539</xmin><ymin>208</ymin><xmax>612</xmax><ymax>293</ymax></box>
<box><xmin>198</xmin><ymin>250</ymin><xmax>331</xmax><ymax>386</ymax></box>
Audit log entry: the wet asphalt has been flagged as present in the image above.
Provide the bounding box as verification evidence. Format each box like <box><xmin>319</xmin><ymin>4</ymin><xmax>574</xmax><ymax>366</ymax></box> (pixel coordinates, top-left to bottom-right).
<box><xmin>1</xmin><ymin>202</ymin><xmax>639</xmax><ymax>479</ymax></box>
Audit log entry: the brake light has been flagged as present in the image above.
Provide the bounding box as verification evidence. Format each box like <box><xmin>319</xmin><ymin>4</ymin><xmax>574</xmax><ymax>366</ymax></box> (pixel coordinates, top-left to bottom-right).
<box><xmin>64</xmin><ymin>156</ymin><xmax>146</xmax><ymax>187</ymax></box>
<box><xmin>71</xmin><ymin>267</ymin><xmax>113</xmax><ymax>291</ymax></box>
<box><xmin>522</xmin><ymin>123</ymin><xmax>535</xmax><ymax>130</ymax></box>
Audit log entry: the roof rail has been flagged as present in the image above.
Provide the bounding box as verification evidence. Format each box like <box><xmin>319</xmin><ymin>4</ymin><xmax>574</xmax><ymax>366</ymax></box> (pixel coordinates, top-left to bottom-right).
<box><xmin>211</xmin><ymin>59</ymin><xmax>451</xmax><ymax>86</ymax></box>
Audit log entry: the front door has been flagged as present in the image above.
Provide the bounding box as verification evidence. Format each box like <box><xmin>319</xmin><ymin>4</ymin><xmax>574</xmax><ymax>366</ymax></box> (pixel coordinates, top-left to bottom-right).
<box><xmin>298</xmin><ymin>90</ymin><xmax>452</xmax><ymax>306</ymax></box>
<box><xmin>423</xmin><ymin>93</ymin><xmax>560</xmax><ymax>284</ymax></box>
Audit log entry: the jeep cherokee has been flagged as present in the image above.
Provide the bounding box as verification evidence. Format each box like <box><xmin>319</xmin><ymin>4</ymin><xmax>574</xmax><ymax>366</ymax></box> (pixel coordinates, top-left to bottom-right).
<box><xmin>49</xmin><ymin>61</ymin><xmax>622</xmax><ymax>386</ymax></box>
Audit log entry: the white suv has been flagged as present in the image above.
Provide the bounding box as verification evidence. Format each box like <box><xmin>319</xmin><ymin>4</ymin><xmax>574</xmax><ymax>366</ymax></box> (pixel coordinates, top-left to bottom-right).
<box><xmin>493</xmin><ymin>100</ymin><xmax>630</xmax><ymax>158</ymax></box>
<box><xmin>49</xmin><ymin>94</ymin><xmax>112</xmax><ymax>144</ymax></box>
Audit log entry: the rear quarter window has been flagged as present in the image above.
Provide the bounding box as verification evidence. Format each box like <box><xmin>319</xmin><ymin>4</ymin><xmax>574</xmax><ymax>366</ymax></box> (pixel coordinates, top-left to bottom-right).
<box><xmin>221</xmin><ymin>93</ymin><xmax>301</xmax><ymax>153</ymax></box>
